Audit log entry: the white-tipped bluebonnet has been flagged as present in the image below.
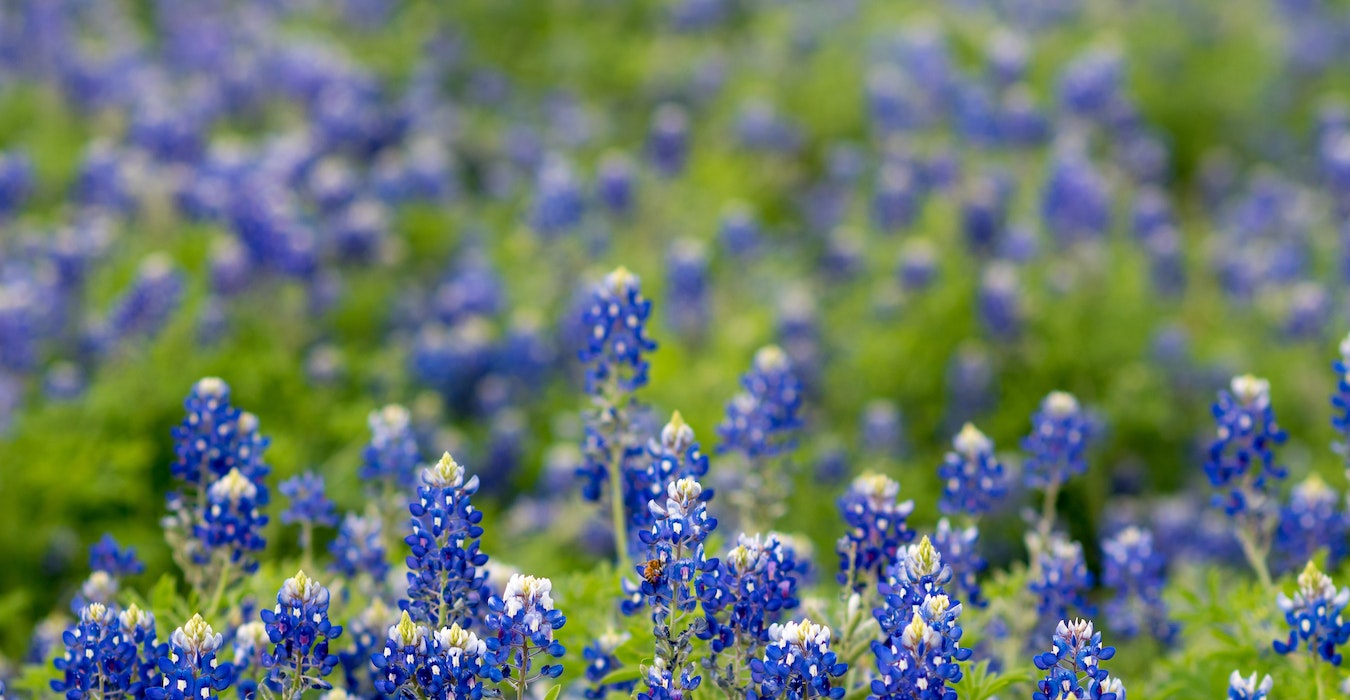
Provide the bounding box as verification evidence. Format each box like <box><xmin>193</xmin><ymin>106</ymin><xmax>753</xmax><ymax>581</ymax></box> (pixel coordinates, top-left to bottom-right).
<box><xmin>1041</xmin><ymin>147</ymin><xmax>1111</xmax><ymax>245</ymax></box>
<box><xmin>360</xmin><ymin>404</ymin><xmax>421</xmax><ymax>491</ymax></box>
<box><xmin>836</xmin><ymin>473</ymin><xmax>916</xmax><ymax>591</ymax></box>
<box><xmin>873</xmin><ymin>537</ymin><xmax>957</xmax><ymax>636</ymax></box>
<box><xmin>335</xmin><ymin>598</ymin><xmax>393</xmax><ymax>695</ymax></box>
<box><xmin>330</xmin><ymin>512</ymin><xmax>389</xmax><ymax>582</ymax></box>
<box><xmin>748</xmin><ymin>619</ymin><xmax>847</xmax><ymax>700</ymax></box>
<box><xmin>1274</xmin><ymin>474</ymin><xmax>1347</xmax><ymax>575</ymax></box>
<box><xmin>933</xmin><ymin>519</ymin><xmax>985</xmax><ymax>608</ymax></box>
<box><xmin>402</xmin><ymin>453</ymin><xmax>491</xmax><ymax>628</ymax></box>
<box><xmin>1228</xmin><ymin>670</ymin><xmax>1272</xmax><ymax>700</ymax></box>
<box><xmin>872</xmin><ymin>163</ymin><xmax>921</xmax><ymax>232</ymax></box>
<box><xmin>1032</xmin><ymin>619</ymin><xmax>1121</xmax><ymax>700</ymax></box>
<box><xmin>1101</xmin><ymin>527</ymin><xmax>1176</xmax><ymax>645</ymax></box>
<box><xmin>483</xmin><ymin>574</ymin><xmax>567</xmax><ymax>691</ymax></box>
<box><xmin>53</xmin><ymin>603</ymin><xmax>139</xmax><ymax>699</ymax></box>
<box><xmin>0</xmin><ymin>150</ymin><xmax>33</xmax><ymax>217</ymax></box>
<box><xmin>170</xmin><ymin>378</ymin><xmax>271</xmax><ymax>490</ymax></box>
<box><xmin>648</xmin><ymin>104</ymin><xmax>690</xmax><ymax>177</ymax></box>
<box><xmin>719</xmin><ymin>202</ymin><xmax>761</xmax><ymax>259</ymax></box>
<box><xmin>623</xmin><ymin>412</ymin><xmax>713</xmax><ymax>547</ymax></box>
<box><xmin>580</xmin><ymin>267</ymin><xmax>657</xmax><ymax>394</ymax></box>
<box><xmin>97</xmin><ymin>254</ymin><xmax>183</xmax><ymax>351</ymax></box>
<box><xmin>279</xmin><ymin>471</ymin><xmax>338</xmax><ymax>528</ymax></box>
<box><xmin>1273</xmin><ymin>561</ymin><xmax>1350</xmax><ymax>664</ymax></box>
<box><xmin>146</xmin><ymin>614</ymin><xmax>234</xmax><ymax>700</ymax></box>
<box><xmin>372</xmin><ymin>611</ymin><xmax>431</xmax><ymax>696</ymax></box>
<box><xmin>1029</xmin><ymin>536</ymin><xmax>1094</xmax><ymax>633</ymax></box>
<box><xmin>1023</xmin><ymin>391</ymin><xmax>1092</xmax><ymax>490</ymax></box>
<box><xmin>699</xmin><ymin>532</ymin><xmax>802</xmax><ymax>665</ymax></box>
<box><xmin>897</xmin><ymin>239</ymin><xmax>939</xmax><ymax>293</ymax></box>
<box><xmin>260</xmin><ymin>571</ymin><xmax>343</xmax><ymax>694</ymax></box>
<box><xmin>870</xmin><ymin>592</ymin><xmax>971</xmax><ymax>700</ymax></box>
<box><xmin>89</xmin><ymin>533</ymin><xmax>144</xmax><ymax>578</ymax></box>
<box><xmin>1205</xmin><ymin>375</ymin><xmax>1288</xmax><ymax>516</ymax></box>
<box><xmin>627</xmin><ymin>477</ymin><xmax>719</xmax><ymax>623</ymax></box>
<box><xmin>938</xmin><ymin>423</ymin><xmax>1007</xmax><ymax>516</ymax></box>
<box><xmin>196</xmin><ymin>468</ymin><xmax>268</xmax><ymax>573</ymax></box>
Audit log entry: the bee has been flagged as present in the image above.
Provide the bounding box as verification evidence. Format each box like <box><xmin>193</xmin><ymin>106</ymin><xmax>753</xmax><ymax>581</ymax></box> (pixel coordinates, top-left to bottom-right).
<box><xmin>642</xmin><ymin>559</ymin><xmax>664</xmax><ymax>585</ymax></box>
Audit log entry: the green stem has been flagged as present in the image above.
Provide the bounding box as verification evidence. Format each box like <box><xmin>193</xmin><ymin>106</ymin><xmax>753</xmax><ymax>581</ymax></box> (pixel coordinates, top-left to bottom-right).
<box><xmin>608</xmin><ymin>438</ymin><xmax>629</xmax><ymax>565</ymax></box>
<box><xmin>1028</xmin><ymin>479</ymin><xmax>1061</xmax><ymax>580</ymax></box>
<box><xmin>206</xmin><ymin>556</ymin><xmax>234</xmax><ymax>619</ymax></box>
<box><xmin>517</xmin><ymin>640</ymin><xmax>531</xmax><ymax>700</ymax></box>
<box><xmin>1236</xmin><ymin>520</ymin><xmax>1273</xmax><ymax>591</ymax></box>
<box><xmin>1314</xmin><ymin>653</ymin><xmax>1327</xmax><ymax>700</ymax></box>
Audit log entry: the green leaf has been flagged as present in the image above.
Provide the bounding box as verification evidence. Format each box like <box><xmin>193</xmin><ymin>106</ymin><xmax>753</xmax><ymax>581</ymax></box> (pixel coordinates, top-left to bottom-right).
<box><xmin>149</xmin><ymin>573</ymin><xmax>179</xmax><ymax>617</ymax></box>
<box><xmin>544</xmin><ymin>683</ymin><xmax>563</xmax><ymax>700</ymax></box>
<box><xmin>596</xmin><ymin>666</ymin><xmax>643</xmax><ymax>687</ymax></box>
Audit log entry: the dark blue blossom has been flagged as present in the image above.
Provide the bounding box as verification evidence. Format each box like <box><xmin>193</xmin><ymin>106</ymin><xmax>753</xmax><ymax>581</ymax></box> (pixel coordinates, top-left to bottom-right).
<box><xmin>933</xmin><ymin>519</ymin><xmax>985</xmax><ymax>608</ymax></box>
<box><xmin>977</xmin><ymin>262</ymin><xmax>1022</xmax><ymax>340</ymax></box>
<box><xmin>146</xmin><ymin>614</ymin><xmax>234</xmax><ymax>700</ymax></box>
<box><xmin>870</xmin><ymin>592</ymin><xmax>971</xmax><ymax>700</ymax></box>
<box><xmin>483</xmin><ymin>574</ymin><xmax>567</xmax><ymax>693</ymax></box>
<box><xmin>1030</xmin><ymin>536</ymin><xmax>1094</xmax><ymax>633</ymax></box>
<box><xmin>873</xmin><ymin>537</ymin><xmax>954</xmax><ymax>637</ymax></box>
<box><xmin>196</xmin><ymin>468</ymin><xmax>269</xmax><ymax>573</ymax></box>
<box><xmin>329</xmin><ymin>512</ymin><xmax>389</xmax><ymax>582</ymax></box>
<box><xmin>402</xmin><ymin>453</ymin><xmax>491</xmax><ymax>629</ymax></box>
<box><xmin>579</xmin><ymin>267</ymin><xmax>657</xmax><ymax>394</ymax></box>
<box><xmin>835</xmin><ymin>474</ymin><xmax>916</xmax><ymax>591</ymax></box>
<box><xmin>648</xmin><ymin>104</ymin><xmax>690</xmax><ymax>177</ymax></box>
<box><xmin>372</xmin><ymin>612</ymin><xmax>430</xmax><ymax>696</ymax></box>
<box><xmin>1273</xmin><ymin>561</ymin><xmax>1350</xmax><ymax>665</ymax></box>
<box><xmin>747</xmin><ymin>620</ymin><xmax>847</xmax><ymax>700</ymax></box>
<box><xmin>700</xmin><ymin>532</ymin><xmax>802</xmax><ymax>660</ymax></box>
<box><xmin>169</xmin><ymin>377</ymin><xmax>270</xmax><ymax>490</ymax></box>
<box><xmin>1032</xmin><ymin>619</ymin><xmax>1122</xmax><ymax>700</ymax></box>
<box><xmin>1331</xmin><ymin>333</ymin><xmax>1350</xmax><ymax>461</ymax></box>
<box><xmin>1101</xmin><ymin>527</ymin><xmax>1176</xmax><ymax>645</ymax></box>
<box><xmin>260</xmin><ymin>571</ymin><xmax>343</xmax><ymax>694</ymax></box>
<box><xmin>583</xmin><ymin>630</ymin><xmax>637</xmax><ymax>700</ymax></box>
<box><xmin>718</xmin><ymin>346</ymin><xmax>804</xmax><ymax>462</ymax></box>
<box><xmin>937</xmin><ymin>423</ymin><xmax>1007</xmax><ymax>516</ymax></box>
<box><xmin>1205</xmin><ymin>375</ymin><xmax>1288</xmax><ymax>516</ymax></box>
<box><xmin>279</xmin><ymin>471</ymin><xmax>338</xmax><ymax>528</ymax></box>
<box><xmin>530</xmin><ymin>155</ymin><xmax>585</xmax><ymax>237</ymax></box>
<box><xmin>52</xmin><ymin>603</ymin><xmax>136</xmax><ymax>699</ymax></box>
<box><xmin>626</xmin><ymin>477</ymin><xmax>719</xmax><ymax>624</ymax></box>
<box><xmin>1274</xmin><ymin>475</ymin><xmax>1347</xmax><ymax>575</ymax></box>
<box><xmin>1023</xmin><ymin>392</ymin><xmax>1092</xmax><ymax>491</ymax></box>
<box><xmin>89</xmin><ymin>534</ymin><xmax>145</xmax><ymax>578</ymax></box>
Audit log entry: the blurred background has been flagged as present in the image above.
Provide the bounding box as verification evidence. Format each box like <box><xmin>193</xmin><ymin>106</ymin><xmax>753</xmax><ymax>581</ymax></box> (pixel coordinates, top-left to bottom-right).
<box><xmin>0</xmin><ymin>0</ymin><xmax>1349</xmax><ymax>666</ymax></box>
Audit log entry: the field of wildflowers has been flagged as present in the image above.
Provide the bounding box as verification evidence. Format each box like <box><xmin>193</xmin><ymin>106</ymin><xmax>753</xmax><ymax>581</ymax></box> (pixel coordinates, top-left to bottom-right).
<box><xmin>8</xmin><ymin>0</ymin><xmax>1350</xmax><ymax>698</ymax></box>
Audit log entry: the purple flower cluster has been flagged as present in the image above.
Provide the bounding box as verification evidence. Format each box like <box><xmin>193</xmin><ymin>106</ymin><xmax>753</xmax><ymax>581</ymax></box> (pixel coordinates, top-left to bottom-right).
<box><xmin>402</xmin><ymin>453</ymin><xmax>491</xmax><ymax>628</ymax></box>
<box><xmin>836</xmin><ymin>474</ymin><xmax>916</xmax><ymax>591</ymax></box>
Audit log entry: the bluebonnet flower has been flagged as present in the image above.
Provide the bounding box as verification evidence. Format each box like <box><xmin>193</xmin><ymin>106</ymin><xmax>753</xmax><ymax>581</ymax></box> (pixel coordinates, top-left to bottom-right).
<box><xmin>1023</xmin><ymin>392</ymin><xmax>1092</xmax><ymax>490</ymax></box>
<box><xmin>873</xmin><ymin>537</ymin><xmax>955</xmax><ymax>636</ymax></box>
<box><xmin>360</xmin><ymin>404</ymin><xmax>421</xmax><ymax>491</ymax></box>
<box><xmin>372</xmin><ymin>612</ymin><xmax>430</xmax><ymax>696</ymax></box>
<box><xmin>1032</xmin><ymin>619</ymin><xmax>1122</xmax><ymax>700</ymax></box>
<box><xmin>1331</xmin><ymin>332</ymin><xmax>1350</xmax><ymax>460</ymax></box>
<box><xmin>648</xmin><ymin>104</ymin><xmax>690</xmax><ymax>177</ymax></box>
<box><xmin>627</xmin><ymin>477</ymin><xmax>719</xmax><ymax>623</ymax></box>
<box><xmin>1274</xmin><ymin>474</ymin><xmax>1347</xmax><ymax>575</ymax></box>
<box><xmin>1273</xmin><ymin>561</ymin><xmax>1350</xmax><ymax>664</ymax></box>
<box><xmin>637</xmin><ymin>656</ymin><xmax>702</xmax><ymax>700</ymax></box>
<box><xmin>231</xmin><ymin>621</ymin><xmax>270</xmax><ymax>680</ymax></box>
<box><xmin>872</xmin><ymin>163</ymin><xmax>921</xmax><ymax>232</ymax></box>
<box><xmin>977</xmin><ymin>262</ymin><xmax>1022</xmax><ymax>340</ymax></box>
<box><xmin>52</xmin><ymin>603</ymin><xmax>136</xmax><ymax>698</ymax></box>
<box><xmin>933</xmin><ymin>519</ymin><xmax>985</xmax><ymax>608</ymax></box>
<box><xmin>1228</xmin><ymin>671</ymin><xmax>1272</xmax><ymax>700</ymax></box>
<box><xmin>329</xmin><ymin>512</ymin><xmax>389</xmax><ymax>582</ymax></box>
<box><xmin>146</xmin><ymin>614</ymin><xmax>234</xmax><ymax>700</ymax></box>
<box><xmin>100</xmin><ymin>254</ymin><xmax>184</xmax><ymax>349</ymax></box>
<box><xmin>869</xmin><ymin>593</ymin><xmax>971</xmax><ymax>700</ymax></box>
<box><xmin>897</xmin><ymin>240</ymin><xmax>939</xmax><ymax>293</ymax></box>
<box><xmin>169</xmin><ymin>378</ymin><xmax>271</xmax><ymax>490</ymax></box>
<box><xmin>530</xmin><ymin>155</ymin><xmax>585</xmax><ymax>237</ymax></box>
<box><xmin>425</xmin><ymin>622</ymin><xmax>493</xmax><ymax>700</ymax></box>
<box><xmin>196</xmin><ymin>468</ymin><xmax>268</xmax><ymax>573</ymax></box>
<box><xmin>483</xmin><ymin>575</ymin><xmax>567</xmax><ymax>693</ymax></box>
<box><xmin>665</xmin><ymin>238</ymin><xmax>709</xmax><ymax>340</ymax></box>
<box><xmin>1029</xmin><ymin>536</ymin><xmax>1094</xmax><ymax>633</ymax></box>
<box><xmin>1101</xmin><ymin>527</ymin><xmax>1176</xmax><ymax>645</ymax></box>
<box><xmin>75</xmin><ymin>571</ymin><xmax>120</xmax><ymax>610</ymax></box>
<box><xmin>279</xmin><ymin>472</ymin><xmax>338</xmax><ymax>528</ymax></box>
<box><xmin>89</xmin><ymin>534</ymin><xmax>144</xmax><ymax>577</ymax></box>
<box><xmin>700</xmin><ymin>532</ymin><xmax>802</xmax><ymax>665</ymax></box>
<box><xmin>0</xmin><ymin>150</ymin><xmax>33</xmax><ymax>217</ymax></box>
<box><xmin>718</xmin><ymin>345</ymin><xmax>804</xmax><ymax>461</ymax></box>
<box><xmin>579</xmin><ymin>266</ymin><xmax>657</xmax><ymax>394</ymax></box>
<box><xmin>836</xmin><ymin>474</ymin><xmax>916</xmax><ymax>591</ymax></box>
<box><xmin>402</xmin><ymin>453</ymin><xmax>491</xmax><ymax>628</ymax></box>
<box><xmin>719</xmin><ymin>203</ymin><xmax>761</xmax><ymax>259</ymax></box>
<box><xmin>747</xmin><ymin>620</ymin><xmax>847</xmax><ymax>700</ymax></box>
<box><xmin>1205</xmin><ymin>375</ymin><xmax>1288</xmax><ymax>517</ymax></box>
<box><xmin>938</xmin><ymin>423</ymin><xmax>1006</xmax><ymax>516</ymax></box>
<box><xmin>336</xmin><ymin>598</ymin><xmax>393</xmax><ymax>696</ymax></box>
<box><xmin>583</xmin><ymin>630</ymin><xmax>637</xmax><ymax>700</ymax></box>
<box><xmin>597</xmin><ymin>151</ymin><xmax>636</xmax><ymax>215</ymax></box>
<box><xmin>1041</xmin><ymin>147</ymin><xmax>1111</xmax><ymax>245</ymax></box>
<box><xmin>621</xmin><ymin>412</ymin><xmax>713</xmax><ymax>547</ymax></box>
<box><xmin>260</xmin><ymin>571</ymin><xmax>343</xmax><ymax>694</ymax></box>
